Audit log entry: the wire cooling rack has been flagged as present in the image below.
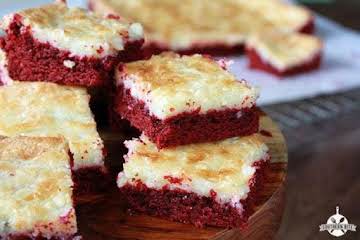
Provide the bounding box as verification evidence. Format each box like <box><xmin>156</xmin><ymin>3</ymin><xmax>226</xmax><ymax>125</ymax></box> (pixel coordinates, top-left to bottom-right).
<box><xmin>263</xmin><ymin>88</ymin><xmax>360</xmax><ymax>131</ymax></box>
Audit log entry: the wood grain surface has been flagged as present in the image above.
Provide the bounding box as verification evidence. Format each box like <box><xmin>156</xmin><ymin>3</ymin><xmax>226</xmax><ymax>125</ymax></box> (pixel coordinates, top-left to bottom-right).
<box><xmin>76</xmin><ymin>115</ymin><xmax>288</xmax><ymax>240</ymax></box>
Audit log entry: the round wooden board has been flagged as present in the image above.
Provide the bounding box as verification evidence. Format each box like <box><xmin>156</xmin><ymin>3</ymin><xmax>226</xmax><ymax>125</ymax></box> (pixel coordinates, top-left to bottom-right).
<box><xmin>77</xmin><ymin>115</ymin><xmax>288</xmax><ymax>240</ymax></box>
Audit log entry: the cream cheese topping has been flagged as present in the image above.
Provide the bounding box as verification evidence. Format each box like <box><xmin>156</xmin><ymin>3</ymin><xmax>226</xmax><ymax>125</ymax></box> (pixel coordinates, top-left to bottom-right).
<box><xmin>0</xmin><ymin>136</ymin><xmax>77</xmax><ymax>238</ymax></box>
<box><xmin>1</xmin><ymin>2</ymin><xmax>144</xmax><ymax>58</ymax></box>
<box><xmin>116</xmin><ymin>53</ymin><xmax>259</xmax><ymax>120</ymax></box>
<box><xmin>90</xmin><ymin>0</ymin><xmax>312</xmax><ymax>50</ymax></box>
<box><xmin>117</xmin><ymin>133</ymin><xmax>269</xmax><ymax>208</ymax></box>
<box><xmin>247</xmin><ymin>32</ymin><xmax>322</xmax><ymax>70</ymax></box>
<box><xmin>0</xmin><ymin>81</ymin><xmax>104</xmax><ymax>170</ymax></box>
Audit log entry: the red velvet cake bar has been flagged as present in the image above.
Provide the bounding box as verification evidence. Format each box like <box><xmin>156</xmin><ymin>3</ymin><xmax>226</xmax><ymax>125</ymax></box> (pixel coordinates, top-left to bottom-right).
<box><xmin>89</xmin><ymin>0</ymin><xmax>313</xmax><ymax>57</ymax></box>
<box><xmin>0</xmin><ymin>136</ymin><xmax>78</xmax><ymax>239</ymax></box>
<box><xmin>117</xmin><ymin>134</ymin><xmax>270</xmax><ymax>228</ymax></box>
<box><xmin>0</xmin><ymin>1</ymin><xmax>144</xmax><ymax>87</ymax></box>
<box><xmin>246</xmin><ymin>32</ymin><xmax>322</xmax><ymax>76</ymax></box>
<box><xmin>114</xmin><ymin>53</ymin><xmax>260</xmax><ymax>148</ymax></box>
<box><xmin>0</xmin><ymin>81</ymin><xmax>106</xmax><ymax>194</ymax></box>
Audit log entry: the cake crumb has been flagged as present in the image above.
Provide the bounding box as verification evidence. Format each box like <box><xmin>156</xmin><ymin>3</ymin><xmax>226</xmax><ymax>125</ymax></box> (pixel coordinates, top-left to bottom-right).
<box><xmin>63</xmin><ymin>60</ymin><xmax>76</xmax><ymax>69</ymax></box>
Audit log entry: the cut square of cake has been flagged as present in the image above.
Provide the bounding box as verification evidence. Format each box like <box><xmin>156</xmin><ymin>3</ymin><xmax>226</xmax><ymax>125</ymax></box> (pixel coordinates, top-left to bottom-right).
<box><xmin>246</xmin><ymin>32</ymin><xmax>322</xmax><ymax>76</ymax></box>
<box><xmin>114</xmin><ymin>52</ymin><xmax>259</xmax><ymax>149</ymax></box>
<box><xmin>0</xmin><ymin>136</ymin><xmax>78</xmax><ymax>239</ymax></box>
<box><xmin>117</xmin><ymin>133</ymin><xmax>270</xmax><ymax>228</ymax></box>
<box><xmin>0</xmin><ymin>81</ymin><xmax>106</xmax><ymax>193</ymax></box>
<box><xmin>89</xmin><ymin>0</ymin><xmax>313</xmax><ymax>56</ymax></box>
<box><xmin>0</xmin><ymin>1</ymin><xmax>144</xmax><ymax>87</ymax></box>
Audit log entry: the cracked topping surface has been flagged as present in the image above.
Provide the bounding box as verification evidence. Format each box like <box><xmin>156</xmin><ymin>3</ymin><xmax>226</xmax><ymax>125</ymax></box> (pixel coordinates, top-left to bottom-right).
<box><xmin>1</xmin><ymin>2</ymin><xmax>144</xmax><ymax>57</ymax></box>
<box><xmin>116</xmin><ymin>53</ymin><xmax>258</xmax><ymax>119</ymax></box>
<box><xmin>91</xmin><ymin>0</ymin><xmax>311</xmax><ymax>50</ymax></box>
<box><xmin>117</xmin><ymin>132</ymin><xmax>269</xmax><ymax>206</ymax></box>
<box><xmin>0</xmin><ymin>136</ymin><xmax>77</xmax><ymax>239</ymax></box>
<box><xmin>0</xmin><ymin>81</ymin><xmax>104</xmax><ymax>170</ymax></box>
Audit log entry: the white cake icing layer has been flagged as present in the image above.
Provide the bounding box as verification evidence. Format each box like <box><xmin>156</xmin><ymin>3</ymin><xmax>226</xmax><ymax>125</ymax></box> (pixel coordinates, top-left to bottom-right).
<box><xmin>117</xmin><ymin>133</ymin><xmax>269</xmax><ymax>207</ymax></box>
<box><xmin>1</xmin><ymin>2</ymin><xmax>144</xmax><ymax>58</ymax></box>
<box><xmin>0</xmin><ymin>136</ymin><xmax>77</xmax><ymax>239</ymax></box>
<box><xmin>247</xmin><ymin>32</ymin><xmax>322</xmax><ymax>70</ymax></box>
<box><xmin>90</xmin><ymin>0</ymin><xmax>312</xmax><ymax>50</ymax></box>
<box><xmin>116</xmin><ymin>53</ymin><xmax>259</xmax><ymax>119</ymax></box>
<box><xmin>0</xmin><ymin>81</ymin><xmax>104</xmax><ymax>170</ymax></box>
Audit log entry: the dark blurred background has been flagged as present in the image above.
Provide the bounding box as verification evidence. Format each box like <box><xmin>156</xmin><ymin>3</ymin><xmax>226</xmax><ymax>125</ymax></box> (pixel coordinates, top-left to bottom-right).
<box><xmin>273</xmin><ymin>1</ymin><xmax>360</xmax><ymax>239</ymax></box>
<box><xmin>300</xmin><ymin>0</ymin><xmax>360</xmax><ymax>30</ymax></box>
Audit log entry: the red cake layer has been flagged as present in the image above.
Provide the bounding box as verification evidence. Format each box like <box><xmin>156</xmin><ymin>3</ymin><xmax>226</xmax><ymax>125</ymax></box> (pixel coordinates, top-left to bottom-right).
<box><xmin>140</xmin><ymin>19</ymin><xmax>314</xmax><ymax>58</ymax></box>
<box><xmin>109</xmin><ymin>105</ymin><xmax>141</xmax><ymax>136</ymax></box>
<box><xmin>72</xmin><ymin>167</ymin><xmax>110</xmax><ymax>199</ymax></box>
<box><xmin>7</xmin><ymin>232</ymin><xmax>78</xmax><ymax>240</ymax></box>
<box><xmin>0</xmin><ymin>14</ymin><xmax>143</xmax><ymax>87</ymax></box>
<box><xmin>142</xmin><ymin>42</ymin><xmax>245</xmax><ymax>59</ymax></box>
<box><xmin>0</xmin><ymin>75</ymin><xmax>4</xmax><ymax>86</ymax></box>
<box><xmin>246</xmin><ymin>47</ymin><xmax>322</xmax><ymax>77</ymax></box>
<box><xmin>119</xmin><ymin>159</ymin><xmax>269</xmax><ymax>228</ymax></box>
<box><xmin>298</xmin><ymin>18</ymin><xmax>315</xmax><ymax>34</ymax></box>
<box><xmin>114</xmin><ymin>88</ymin><xmax>259</xmax><ymax>149</ymax></box>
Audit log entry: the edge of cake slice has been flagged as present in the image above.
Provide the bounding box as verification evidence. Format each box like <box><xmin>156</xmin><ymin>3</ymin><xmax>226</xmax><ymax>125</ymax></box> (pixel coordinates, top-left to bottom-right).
<box><xmin>246</xmin><ymin>32</ymin><xmax>322</xmax><ymax>76</ymax></box>
<box><xmin>89</xmin><ymin>0</ymin><xmax>313</xmax><ymax>57</ymax></box>
<box><xmin>0</xmin><ymin>1</ymin><xmax>144</xmax><ymax>87</ymax></box>
<box><xmin>114</xmin><ymin>52</ymin><xmax>260</xmax><ymax>148</ymax></box>
<box><xmin>117</xmin><ymin>133</ymin><xmax>270</xmax><ymax>228</ymax></box>
<box><xmin>0</xmin><ymin>136</ymin><xmax>78</xmax><ymax>239</ymax></box>
<box><xmin>0</xmin><ymin>80</ymin><xmax>107</xmax><ymax>195</ymax></box>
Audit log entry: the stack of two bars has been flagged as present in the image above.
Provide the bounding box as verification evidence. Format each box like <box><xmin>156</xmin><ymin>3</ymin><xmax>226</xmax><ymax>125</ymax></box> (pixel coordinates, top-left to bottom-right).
<box><xmin>0</xmin><ymin>2</ymin><xmax>144</xmax><ymax>239</ymax></box>
<box><xmin>113</xmin><ymin>53</ymin><xmax>270</xmax><ymax>228</ymax></box>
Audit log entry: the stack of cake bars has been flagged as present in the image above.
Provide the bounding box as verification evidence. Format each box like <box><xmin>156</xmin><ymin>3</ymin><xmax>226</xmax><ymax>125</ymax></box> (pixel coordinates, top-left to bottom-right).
<box><xmin>0</xmin><ymin>0</ymin><xmax>308</xmax><ymax>238</ymax></box>
<box><xmin>0</xmin><ymin>2</ymin><xmax>144</xmax><ymax>239</ymax></box>
<box><xmin>113</xmin><ymin>52</ymin><xmax>271</xmax><ymax>228</ymax></box>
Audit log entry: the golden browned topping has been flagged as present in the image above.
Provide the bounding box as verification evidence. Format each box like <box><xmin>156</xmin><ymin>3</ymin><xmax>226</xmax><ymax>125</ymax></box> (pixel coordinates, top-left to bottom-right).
<box><xmin>1</xmin><ymin>2</ymin><xmax>143</xmax><ymax>57</ymax></box>
<box><xmin>91</xmin><ymin>0</ymin><xmax>311</xmax><ymax>50</ymax></box>
<box><xmin>124</xmin><ymin>53</ymin><xmax>233</xmax><ymax>89</ymax></box>
<box><xmin>247</xmin><ymin>32</ymin><xmax>322</xmax><ymax>70</ymax></box>
<box><xmin>0</xmin><ymin>81</ymin><xmax>104</xmax><ymax>170</ymax></box>
<box><xmin>0</xmin><ymin>136</ymin><xmax>77</xmax><ymax>238</ymax></box>
<box><xmin>117</xmin><ymin>53</ymin><xmax>258</xmax><ymax>119</ymax></box>
<box><xmin>118</xmin><ymin>133</ymin><xmax>269</xmax><ymax>204</ymax></box>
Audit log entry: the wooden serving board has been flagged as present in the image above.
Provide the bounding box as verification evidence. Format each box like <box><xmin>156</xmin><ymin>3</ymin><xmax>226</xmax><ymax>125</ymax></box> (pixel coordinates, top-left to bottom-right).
<box><xmin>76</xmin><ymin>115</ymin><xmax>288</xmax><ymax>240</ymax></box>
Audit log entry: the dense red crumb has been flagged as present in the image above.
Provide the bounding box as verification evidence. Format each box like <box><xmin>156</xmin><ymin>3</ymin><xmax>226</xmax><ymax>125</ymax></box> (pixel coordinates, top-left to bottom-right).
<box><xmin>260</xmin><ymin>130</ymin><xmax>273</xmax><ymax>137</ymax></box>
<box><xmin>246</xmin><ymin>47</ymin><xmax>322</xmax><ymax>77</ymax></box>
<box><xmin>7</xmin><ymin>233</ymin><xmax>78</xmax><ymax>240</ymax></box>
<box><xmin>0</xmin><ymin>15</ymin><xmax>143</xmax><ymax>87</ymax></box>
<box><xmin>114</xmin><ymin>88</ymin><xmax>259</xmax><ymax>149</ymax></box>
<box><xmin>298</xmin><ymin>18</ymin><xmax>315</xmax><ymax>34</ymax></box>
<box><xmin>73</xmin><ymin>167</ymin><xmax>111</xmax><ymax>200</ymax></box>
<box><xmin>119</xmin><ymin>159</ymin><xmax>269</xmax><ymax>228</ymax></box>
<box><xmin>109</xmin><ymin>104</ymin><xmax>141</xmax><ymax>135</ymax></box>
<box><xmin>142</xmin><ymin>42</ymin><xmax>244</xmax><ymax>59</ymax></box>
